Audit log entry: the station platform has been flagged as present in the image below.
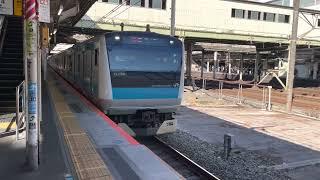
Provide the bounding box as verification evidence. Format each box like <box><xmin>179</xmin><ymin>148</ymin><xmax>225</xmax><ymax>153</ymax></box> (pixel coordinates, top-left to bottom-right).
<box><xmin>0</xmin><ymin>113</ymin><xmax>16</xmax><ymax>135</ymax></box>
<box><xmin>175</xmin><ymin>93</ymin><xmax>320</xmax><ymax>179</ymax></box>
<box><xmin>0</xmin><ymin>68</ymin><xmax>181</xmax><ymax>180</ymax></box>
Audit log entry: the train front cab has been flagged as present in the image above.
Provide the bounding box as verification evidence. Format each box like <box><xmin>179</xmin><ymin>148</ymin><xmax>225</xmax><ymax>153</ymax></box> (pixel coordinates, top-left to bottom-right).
<box><xmin>102</xmin><ymin>32</ymin><xmax>184</xmax><ymax>136</ymax></box>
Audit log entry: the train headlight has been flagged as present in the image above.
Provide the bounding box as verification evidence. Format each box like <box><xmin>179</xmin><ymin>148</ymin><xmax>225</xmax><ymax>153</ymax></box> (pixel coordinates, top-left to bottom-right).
<box><xmin>115</xmin><ymin>36</ymin><xmax>120</xmax><ymax>41</ymax></box>
<box><xmin>170</xmin><ymin>40</ymin><xmax>174</xmax><ymax>45</ymax></box>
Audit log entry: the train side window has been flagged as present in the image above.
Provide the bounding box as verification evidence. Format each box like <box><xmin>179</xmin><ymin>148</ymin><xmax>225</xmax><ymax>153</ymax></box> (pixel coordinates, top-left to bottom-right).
<box><xmin>149</xmin><ymin>0</ymin><xmax>166</xmax><ymax>9</ymax></box>
<box><xmin>130</xmin><ymin>0</ymin><xmax>145</xmax><ymax>6</ymax></box>
<box><xmin>248</xmin><ymin>11</ymin><xmax>260</xmax><ymax>20</ymax></box>
<box><xmin>278</xmin><ymin>14</ymin><xmax>290</xmax><ymax>23</ymax></box>
<box><xmin>162</xmin><ymin>0</ymin><xmax>166</xmax><ymax>9</ymax></box>
<box><xmin>231</xmin><ymin>9</ymin><xmax>245</xmax><ymax>19</ymax></box>
<box><xmin>263</xmin><ymin>12</ymin><xmax>276</xmax><ymax>22</ymax></box>
<box><xmin>95</xmin><ymin>49</ymin><xmax>99</xmax><ymax>66</ymax></box>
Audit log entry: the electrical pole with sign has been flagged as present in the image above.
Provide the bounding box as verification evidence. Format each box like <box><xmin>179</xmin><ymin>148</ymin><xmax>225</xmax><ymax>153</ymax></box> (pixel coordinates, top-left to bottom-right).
<box><xmin>25</xmin><ymin>0</ymin><xmax>39</xmax><ymax>170</ymax></box>
<box><xmin>170</xmin><ymin>0</ymin><xmax>176</xmax><ymax>36</ymax></box>
<box><xmin>286</xmin><ymin>0</ymin><xmax>300</xmax><ymax>112</ymax></box>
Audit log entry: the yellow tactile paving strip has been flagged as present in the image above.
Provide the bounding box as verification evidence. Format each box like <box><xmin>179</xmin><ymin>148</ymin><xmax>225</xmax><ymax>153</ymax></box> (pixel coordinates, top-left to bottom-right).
<box><xmin>47</xmin><ymin>76</ymin><xmax>112</xmax><ymax>180</ymax></box>
<box><xmin>0</xmin><ymin>113</ymin><xmax>16</xmax><ymax>131</ymax></box>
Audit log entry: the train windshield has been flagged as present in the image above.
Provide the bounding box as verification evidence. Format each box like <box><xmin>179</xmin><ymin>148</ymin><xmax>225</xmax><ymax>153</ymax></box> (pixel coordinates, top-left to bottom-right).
<box><xmin>106</xmin><ymin>35</ymin><xmax>182</xmax><ymax>72</ymax></box>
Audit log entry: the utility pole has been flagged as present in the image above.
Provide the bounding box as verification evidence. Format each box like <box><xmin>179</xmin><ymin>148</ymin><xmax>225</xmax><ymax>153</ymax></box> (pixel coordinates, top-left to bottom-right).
<box><xmin>186</xmin><ymin>42</ymin><xmax>193</xmax><ymax>85</ymax></box>
<box><xmin>201</xmin><ymin>50</ymin><xmax>204</xmax><ymax>79</ymax></box>
<box><xmin>286</xmin><ymin>0</ymin><xmax>300</xmax><ymax>112</ymax></box>
<box><xmin>240</xmin><ymin>53</ymin><xmax>244</xmax><ymax>81</ymax></box>
<box><xmin>170</xmin><ymin>0</ymin><xmax>176</xmax><ymax>36</ymax></box>
<box><xmin>25</xmin><ymin>0</ymin><xmax>39</xmax><ymax>170</ymax></box>
<box><xmin>213</xmin><ymin>51</ymin><xmax>218</xmax><ymax>79</ymax></box>
<box><xmin>254</xmin><ymin>51</ymin><xmax>260</xmax><ymax>83</ymax></box>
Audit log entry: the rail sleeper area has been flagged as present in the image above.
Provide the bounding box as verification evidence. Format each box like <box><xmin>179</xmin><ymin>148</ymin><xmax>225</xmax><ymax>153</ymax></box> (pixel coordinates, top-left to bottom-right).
<box><xmin>47</xmin><ymin>69</ymin><xmax>181</xmax><ymax>180</ymax></box>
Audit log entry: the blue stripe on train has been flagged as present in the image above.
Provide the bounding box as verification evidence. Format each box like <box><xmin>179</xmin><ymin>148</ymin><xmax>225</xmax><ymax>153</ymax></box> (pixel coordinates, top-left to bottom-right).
<box><xmin>112</xmin><ymin>88</ymin><xmax>179</xmax><ymax>99</ymax></box>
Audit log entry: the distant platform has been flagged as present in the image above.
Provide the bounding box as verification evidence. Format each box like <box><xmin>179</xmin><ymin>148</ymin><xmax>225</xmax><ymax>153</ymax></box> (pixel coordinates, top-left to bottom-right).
<box><xmin>176</xmin><ymin>96</ymin><xmax>320</xmax><ymax>179</ymax></box>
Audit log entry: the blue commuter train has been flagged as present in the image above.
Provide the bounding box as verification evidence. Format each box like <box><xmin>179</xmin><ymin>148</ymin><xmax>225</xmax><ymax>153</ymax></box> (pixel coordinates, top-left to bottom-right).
<box><xmin>49</xmin><ymin>31</ymin><xmax>185</xmax><ymax>136</ymax></box>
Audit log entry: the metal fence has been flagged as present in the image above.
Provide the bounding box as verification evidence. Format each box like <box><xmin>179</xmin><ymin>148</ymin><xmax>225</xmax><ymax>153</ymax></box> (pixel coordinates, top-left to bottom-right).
<box><xmin>16</xmin><ymin>81</ymin><xmax>26</xmax><ymax>140</ymax></box>
<box><xmin>193</xmin><ymin>78</ymin><xmax>272</xmax><ymax>111</ymax></box>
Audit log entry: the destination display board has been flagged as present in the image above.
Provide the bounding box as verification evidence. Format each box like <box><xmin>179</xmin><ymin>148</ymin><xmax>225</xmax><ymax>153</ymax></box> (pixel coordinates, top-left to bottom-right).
<box><xmin>0</xmin><ymin>0</ymin><xmax>13</xmax><ymax>15</ymax></box>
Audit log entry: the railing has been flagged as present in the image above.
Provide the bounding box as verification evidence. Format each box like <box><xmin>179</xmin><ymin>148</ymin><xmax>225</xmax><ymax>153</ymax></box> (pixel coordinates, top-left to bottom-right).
<box><xmin>192</xmin><ymin>77</ymin><xmax>273</xmax><ymax>111</ymax></box>
<box><xmin>16</xmin><ymin>81</ymin><xmax>26</xmax><ymax>140</ymax></box>
<box><xmin>0</xmin><ymin>15</ymin><xmax>7</xmax><ymax>55</ymax></box>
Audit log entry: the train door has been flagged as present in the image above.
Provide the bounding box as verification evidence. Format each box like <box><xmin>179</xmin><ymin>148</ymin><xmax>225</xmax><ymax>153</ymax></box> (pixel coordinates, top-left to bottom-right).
<box><xmin>83</xmin><ymin>50</ymin><xmax>90</xmax><ymax>91</ymax></box>
<box><xmin>76</xmin><ymin>53</ymin><xmax>80</xmax><ymax>83</ymax></box>
<box><xmin>92</xmin><ymin>48</ymin><xmax>99</xmax><ymax>96</ymax></box>
<box><xmin>63</xmin><ymin>56</ymin><xmax>66</xmax><ymax>76</ymax></box>
<box><xmin>72</xmin><ymin>53</ymin><xmax>75</xmax><ymax>81</ymax></box>
<box><xmin>90</xmin><ymin>50</ymin><xmax>93</xmax><ymax>94</ymax></box>
<box><xmin>82</xmin><ymin>51</ymin><xmax>85</xmax><ymax>84</ymax></box>
<box><xmin>68</xmin><ymin>55</ymin><xmax>72</xmax><ymax>79</ymax></box>
<box><xmin>87</xmin><ymin>50</ymin><xmax>93</xmax><ymax>93</ymax></box>
<box><xmin>84</xmin><ymin>51</ymin><xmax>88</xmax><ymax>90</ymax></box>
<box><xmin>79</xmin><ymin>51</ymin><xmax>84</xmax><ymax>86</ymax></box>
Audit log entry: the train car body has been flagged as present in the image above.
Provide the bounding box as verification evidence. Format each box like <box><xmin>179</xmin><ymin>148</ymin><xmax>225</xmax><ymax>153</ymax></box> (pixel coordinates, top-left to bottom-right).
<box><xmin>49</xmin><ymin>31</ymin><xmax>184</xmax><ymax>136</ymax></box>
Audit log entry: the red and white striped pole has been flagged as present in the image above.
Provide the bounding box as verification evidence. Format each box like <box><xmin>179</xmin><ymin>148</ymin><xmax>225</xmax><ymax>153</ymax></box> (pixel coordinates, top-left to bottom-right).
<box><xmin>25</xmin><ymin>0</ymin><xmax>39</xmax><ymax>170</ymax></box>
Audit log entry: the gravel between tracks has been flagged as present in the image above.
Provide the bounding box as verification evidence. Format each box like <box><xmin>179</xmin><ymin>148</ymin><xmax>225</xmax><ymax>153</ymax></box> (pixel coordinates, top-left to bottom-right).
<box><xmin>158</xmin><ymin>130</ymin><xmax>291</xmax><ymax>180</ymax></box>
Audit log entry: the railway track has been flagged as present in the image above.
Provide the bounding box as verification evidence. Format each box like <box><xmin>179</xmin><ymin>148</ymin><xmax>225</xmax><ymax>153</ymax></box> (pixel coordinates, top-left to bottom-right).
<box><xmin>137</xmin><ymin>136</ymin><xmax>220</xmax><ymax>180</ymax></box>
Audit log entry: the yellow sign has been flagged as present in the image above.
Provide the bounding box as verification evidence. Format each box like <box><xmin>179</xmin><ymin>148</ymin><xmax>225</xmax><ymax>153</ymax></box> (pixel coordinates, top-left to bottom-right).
<box><xmin>14</xmin><ymin>0</ymin><xmax>23</xmax><ymax>16</ymax></box>
<box><xmin>41</xmin><ymin>25</ymin><xmax>49</xmax><ymax>48</ymax></box>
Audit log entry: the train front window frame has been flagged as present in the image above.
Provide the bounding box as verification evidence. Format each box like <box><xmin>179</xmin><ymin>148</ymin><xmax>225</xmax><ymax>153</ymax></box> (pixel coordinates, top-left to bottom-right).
<box><xmin>106</xmin><ymin>35</ymin><xmax>182</xmax><ymax>73</ymax></box>
<box><xmin>108</xmin><ymin>45</ymin><xmax>182</xmax><ymax>72</ymax></box>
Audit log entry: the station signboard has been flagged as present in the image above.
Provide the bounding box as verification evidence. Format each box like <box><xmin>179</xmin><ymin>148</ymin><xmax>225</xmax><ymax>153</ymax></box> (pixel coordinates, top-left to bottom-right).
<box><xmin>0</xmin><ymin>0</ymin><xmax>13</xmax><ymax>15</ymax></box>
<box><xmin>38</xmin><ymin>0</ymin><xmax>50</xmax><ymax>23</ymax></box>
<box><xmin>14</xmin><ymin>0</ymin><xmax>23</xmax><ymax>16</ymax></box>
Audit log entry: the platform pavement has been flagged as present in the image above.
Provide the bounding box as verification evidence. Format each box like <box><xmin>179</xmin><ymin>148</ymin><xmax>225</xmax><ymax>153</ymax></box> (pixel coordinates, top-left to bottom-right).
<box><xmin>175</xmin><ymin>105</ymin><xmax>320</xmax><ymax>179</ymax></box>
<box><xmin>47</xmin><ymin>68</ymin><xmax>181</xmax><ymax>180</ymax></box>
<box><xmin>0</xmin><ymin>82</ymin><xmax>68</xmax><ymax>180</ymax></box>
<box><xmin>0</xmin><ymin>113</ymin><xmax>16</xmax><ymax>135</ymax></box>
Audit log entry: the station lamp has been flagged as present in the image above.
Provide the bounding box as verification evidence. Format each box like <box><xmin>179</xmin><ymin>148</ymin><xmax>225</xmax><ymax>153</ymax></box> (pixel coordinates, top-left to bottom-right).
<box><xmin>58</xmin><ymin>4</ymin><xmax>64</xmax><ymax>16</ymax></box>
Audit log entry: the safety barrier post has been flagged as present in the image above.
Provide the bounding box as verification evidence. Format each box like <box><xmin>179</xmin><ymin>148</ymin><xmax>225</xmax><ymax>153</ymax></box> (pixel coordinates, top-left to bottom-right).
<box><xmin>15</xmin><ymin>86</ymin><xmax>19</xmax><ymax>141</ymax></box>
<box><xmin>267</xmin><ymin>86</ymin><xmax>272</xmax><ymax>111</ymax></box>
<box><xmin>218</xmin><ymin>81</ymin><xmax>223</xmax><ymax>100</ymax></box>
<box><xmin>202</xmin><ymin>78</ymin><xmax>206</xmax><ymax>89</ymax></box>
<box><xmin>237</xmin><ymin>83</ymin><xmax>243</xmax><ymax>104</ymax></box>
<box><xmin>261</xmin><ymin>87</ymin><xmax>266</xmax><ymax>110</ymax></box>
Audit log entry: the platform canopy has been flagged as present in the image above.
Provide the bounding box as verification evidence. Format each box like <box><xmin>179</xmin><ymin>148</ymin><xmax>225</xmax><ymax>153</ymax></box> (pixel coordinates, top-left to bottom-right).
<box><xmin>194</xmin><ymin>42</ymin><xmax>257</xmax><ymax>53</ymax></box>
<box><xmin>50</xmin><ymin>0</ymin><xmax>96</xmax><ymax>26</ymax></box>
<box><xmin>49</xmin><ymin>0</ymin><xmax>97</xmax><ymax>45</ymax></box>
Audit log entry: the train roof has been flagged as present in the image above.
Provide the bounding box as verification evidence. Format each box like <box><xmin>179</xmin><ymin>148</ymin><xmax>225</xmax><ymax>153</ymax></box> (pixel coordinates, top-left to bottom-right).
<box><xmin>106</xmin><ymin>31</ymin><xmax>179</xmax><ymax>40</ymax></box>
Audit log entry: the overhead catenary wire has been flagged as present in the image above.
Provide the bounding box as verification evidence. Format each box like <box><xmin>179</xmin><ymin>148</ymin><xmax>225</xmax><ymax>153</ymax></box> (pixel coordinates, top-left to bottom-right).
<box><xmin>103</xmin><ymin>0</ymin><xmax>142</xmax><ymax>23</ymax></box>
<box><xmin>86</xmin><ymin>0</ymin><xmax>128</xmax><ymax>29</ymax></box>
